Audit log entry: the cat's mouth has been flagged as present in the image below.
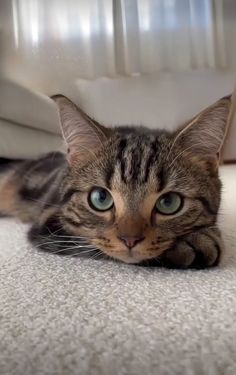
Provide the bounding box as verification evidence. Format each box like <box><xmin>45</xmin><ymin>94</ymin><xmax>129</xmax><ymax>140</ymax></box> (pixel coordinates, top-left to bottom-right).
<box><xmin>94</xmin><ymin>243</ymin><xmax>168</xmax><ymax>265</ymax></box>
<box><xmin>88</xmin><ymin>235</ymin><xmax>174</xmax><ymax>265</ymax></box>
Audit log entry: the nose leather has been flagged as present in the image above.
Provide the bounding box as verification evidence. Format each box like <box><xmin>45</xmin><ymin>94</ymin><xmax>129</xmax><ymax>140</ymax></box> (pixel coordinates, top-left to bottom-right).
<box><xmin>118</xmin><ymin>236</ymin><xmax>145</xmax><ymax>249</ymax></box>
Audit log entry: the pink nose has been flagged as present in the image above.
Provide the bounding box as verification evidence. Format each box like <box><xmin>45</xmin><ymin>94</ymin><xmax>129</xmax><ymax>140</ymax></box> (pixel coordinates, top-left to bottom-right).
<box><xmin>118</xmin><ymin>236</ymin><xmax>145</xmax><ymax>249</ymax></box>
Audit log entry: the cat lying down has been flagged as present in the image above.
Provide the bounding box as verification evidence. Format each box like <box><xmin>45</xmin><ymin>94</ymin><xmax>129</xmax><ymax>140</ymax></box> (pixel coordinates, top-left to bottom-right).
<box><xmin>0</xmin><ymin>94</ymin><xmax>232</xmax><ymax>268</ymax></box>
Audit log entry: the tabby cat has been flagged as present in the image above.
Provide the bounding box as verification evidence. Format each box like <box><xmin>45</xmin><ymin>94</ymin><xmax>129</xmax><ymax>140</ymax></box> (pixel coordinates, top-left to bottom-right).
<box><xmin>0</xmin><ymin>94</ymin><xmax>231</xmax><ymax>268</ymax></box>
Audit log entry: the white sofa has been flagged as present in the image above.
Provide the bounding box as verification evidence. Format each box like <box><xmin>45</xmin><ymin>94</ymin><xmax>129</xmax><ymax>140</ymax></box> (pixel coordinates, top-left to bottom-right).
<box><xmin>1</xmin><ymin>71</ymin><xmax>236</xmax><ymax>160</ymax></box>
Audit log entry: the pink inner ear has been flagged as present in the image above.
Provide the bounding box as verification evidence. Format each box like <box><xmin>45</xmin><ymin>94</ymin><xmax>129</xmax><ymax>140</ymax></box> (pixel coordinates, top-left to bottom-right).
<box><xmin>65</xmin><ymin>134</ymin><xmax>103</xmax><ymax>163</ymax></box>
<box><xmin>53</xmin><ymin>95</ymin><xmax>110</xmax><ymax>165</ymax></box>
<box><xmin>173</xmin><ymin>97</ymin><xmax>231</xmax><ymax>157</ymax></box>
<box><xmin>67</xmin><ymin>150</ymin><xmax>80</xmax><ymax>165</ymax></box>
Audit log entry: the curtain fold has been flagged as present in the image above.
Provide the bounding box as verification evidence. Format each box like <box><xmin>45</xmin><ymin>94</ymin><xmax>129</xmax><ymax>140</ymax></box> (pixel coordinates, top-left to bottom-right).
<box><xmin>3</xmin><ymin>0</ymin><xmax>230</xmax><ymax>88</ymax></box>
<box><xmin>1</xmin><ymin>0</ymin><xmax>235</xmax><ymax>160</ymax></box>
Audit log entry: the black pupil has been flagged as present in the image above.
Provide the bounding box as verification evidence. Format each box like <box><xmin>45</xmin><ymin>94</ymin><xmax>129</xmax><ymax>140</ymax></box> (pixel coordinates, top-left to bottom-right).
<box><xmin>98</xmin><ymin>189</ymin><xmax>107</xmax><ymax>203</ymax></box>
<box><xmin>162</xmin><ymin>195</ymin><xmax>173</xmax><ymax>207</ymax></box>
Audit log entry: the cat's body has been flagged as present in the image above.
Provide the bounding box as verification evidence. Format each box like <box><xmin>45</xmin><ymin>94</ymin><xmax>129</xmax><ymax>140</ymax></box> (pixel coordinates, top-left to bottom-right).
<box><xmin>0</xmin><ymin>95</ymin><xmax>231</xmax><ymax>268</ymax></box>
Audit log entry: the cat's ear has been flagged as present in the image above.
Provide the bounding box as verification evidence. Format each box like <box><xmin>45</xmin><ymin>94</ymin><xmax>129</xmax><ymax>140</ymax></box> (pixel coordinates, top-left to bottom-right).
<box><xmin>173</xmin><ymin>95</ymin><xmax>232</xmax><ymax>158</ymax></box>
<box><xmin>52</xmin><ymin>95</ymin><xmax>111</xmax><ymax>165</ymax></box>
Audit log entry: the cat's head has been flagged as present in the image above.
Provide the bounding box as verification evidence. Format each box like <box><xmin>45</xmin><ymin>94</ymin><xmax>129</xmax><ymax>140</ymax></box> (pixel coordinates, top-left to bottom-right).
<box><xmin>52</xmin><ymin>94</ymin><xmax>231</xmax><ymax>264</ymax></box>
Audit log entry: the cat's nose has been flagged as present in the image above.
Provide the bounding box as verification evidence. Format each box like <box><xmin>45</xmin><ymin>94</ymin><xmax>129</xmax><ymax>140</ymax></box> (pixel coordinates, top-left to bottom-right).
<box><xmin>118</xmin><ymin>236</ymin><xmax>145</xmax><ymax>249</ymax></box>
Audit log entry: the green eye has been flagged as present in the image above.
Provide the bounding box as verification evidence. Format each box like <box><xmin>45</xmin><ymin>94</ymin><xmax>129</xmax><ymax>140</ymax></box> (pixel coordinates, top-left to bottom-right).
<box><xmin>89</xmin><ymin>187</ymin><xmax>114</xmax><ymax>211</ymax></box>
<box><xmin>156</xmin><ymin>192</ymin><xmax>182</xmax><ymax>215</ymax></box>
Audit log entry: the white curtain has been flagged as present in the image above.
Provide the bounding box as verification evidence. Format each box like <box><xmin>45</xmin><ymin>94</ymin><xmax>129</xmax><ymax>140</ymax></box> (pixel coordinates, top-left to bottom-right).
<box><xmin>1</xmin><ymin>0</ymin><xmax>236</xmax><ymax>159</ymax></box>
<box><xmin>114</xmin><ymin>0</ymin><xmax>226</xmax><ymax>74</ymax></box>
<box><xmin>7</xmin><ymin>0</ymin><xmax>230</xmax><ymax>83</ymax></box>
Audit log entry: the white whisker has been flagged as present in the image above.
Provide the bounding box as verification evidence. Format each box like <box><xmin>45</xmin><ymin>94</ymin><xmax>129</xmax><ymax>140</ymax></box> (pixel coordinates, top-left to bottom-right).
<box><xmin>47</xmin><ymin>226</ymin><xmax>65</xmax><ymax>236</ymax></box>
<box><xmin>34</xmin><ymin>240</ymin><xmax>92</xmax><ymax>249</ymax></box>
<box><xmin>90</xmin><ymin>250</ymin><xmax>104</xmax><ymax>260</ymax></box>
<box><xmin>51</xmin><ymin>245</ymin><xmax>97</xmax><ymax>255</ymax></box>
<box><xmin>48</xmin><ymin>233</ymin><xmax>89</xmax><ymax>240</ymax></box>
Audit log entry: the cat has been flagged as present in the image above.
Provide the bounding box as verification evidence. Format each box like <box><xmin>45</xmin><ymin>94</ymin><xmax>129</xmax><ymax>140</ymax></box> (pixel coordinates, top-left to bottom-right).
<box><xmin>0</xmin><ymin>94</ymin><xmax>231</xmax><ymax>268</ymax></box>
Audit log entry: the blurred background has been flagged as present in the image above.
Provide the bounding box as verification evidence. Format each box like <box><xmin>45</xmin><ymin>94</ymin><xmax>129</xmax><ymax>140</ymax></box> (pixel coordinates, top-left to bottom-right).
<box><xmin>0</xmin><ymin>0</ymin><xmax>235</xmax><ymax>159</ymax></box>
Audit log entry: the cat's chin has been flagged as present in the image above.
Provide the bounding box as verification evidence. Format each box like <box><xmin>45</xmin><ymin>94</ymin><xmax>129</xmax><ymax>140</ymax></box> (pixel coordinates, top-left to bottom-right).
<box><xmin>120</xmin><ymin>257</ymin><xmax>161</xmax><ymax>267</ymax></box>
<box><xmin>122</xmin><ymin>258</ymin><xmax>143</xmax><ymax>264</ymax></box>
<box><xmin>110</xmin><ymin>253</ymin><xmax>160</xmax><ymax>266</ymax></box>
<box><xmin>105</xmin><ymin>252</ymin><xmax>142</xmax><ymax>264</ymax></box>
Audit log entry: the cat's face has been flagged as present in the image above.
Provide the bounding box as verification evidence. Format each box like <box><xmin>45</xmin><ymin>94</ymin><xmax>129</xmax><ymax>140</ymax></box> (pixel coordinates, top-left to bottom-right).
<box><xmin>53</xmin><ymin>95</ymin><xmax>230</xmax><ymax>264</ymax></box>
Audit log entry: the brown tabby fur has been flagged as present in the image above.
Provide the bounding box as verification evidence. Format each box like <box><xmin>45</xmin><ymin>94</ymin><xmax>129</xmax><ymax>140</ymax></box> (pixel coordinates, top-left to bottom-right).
<box><xmin>0</xmin><ymin>94</ymin><xmax>232</xmax><ymax>268</ymax></box>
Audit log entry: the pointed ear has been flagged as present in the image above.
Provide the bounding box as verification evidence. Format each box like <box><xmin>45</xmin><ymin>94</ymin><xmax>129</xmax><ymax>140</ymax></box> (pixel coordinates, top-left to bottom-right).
<box><xmin>52</xmin><ymin>95</ymin><xmax>111</xmax><ymax>165</ymax></box>
<box><xmin>173</xmin><ymin>95</ymin><xmax>232</xmax><ymax>158</ymax></box>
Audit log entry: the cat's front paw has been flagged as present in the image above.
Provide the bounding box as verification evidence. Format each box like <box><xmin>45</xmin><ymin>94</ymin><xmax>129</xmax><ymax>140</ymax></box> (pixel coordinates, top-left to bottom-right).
<box><xmin>162</xmin><ymin>227</ymin><xmax>223</xmax><ymax>269</ymax></box>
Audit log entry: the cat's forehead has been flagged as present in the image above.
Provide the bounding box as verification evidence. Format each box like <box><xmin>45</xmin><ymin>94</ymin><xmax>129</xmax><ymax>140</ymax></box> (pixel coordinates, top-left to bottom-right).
<box><xmin>70</xmin><ymin>128</ymin><xmax>214</xmax><ymax>210</ymax></box>
<box><xmin>75</xmin><ymin>129</ymin><xmax>192</xmax><ymax>195</ymax></box>
<box><xmin>106</xmin><ymin>132</ymin><xmax>170</xmax><ymax>189</ymax></box>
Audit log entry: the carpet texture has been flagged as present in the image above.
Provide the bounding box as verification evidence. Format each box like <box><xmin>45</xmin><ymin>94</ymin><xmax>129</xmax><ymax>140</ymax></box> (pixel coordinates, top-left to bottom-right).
<box><xmin>0</xmin><ymin>166</ymin><xmax>236</xmax><ymax>375</ymax></box>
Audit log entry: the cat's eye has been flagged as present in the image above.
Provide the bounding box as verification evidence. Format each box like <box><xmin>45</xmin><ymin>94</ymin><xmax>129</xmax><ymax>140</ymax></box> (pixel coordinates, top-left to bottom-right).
<box><xmin>156</xmin><ymin>192</ymin><xmax>182</xmax><ymax>215</ymax></box>
<box><xmin>88</xmin><ymin>187</ymin><xmax>114</xmax><ymax>211</ymax></box>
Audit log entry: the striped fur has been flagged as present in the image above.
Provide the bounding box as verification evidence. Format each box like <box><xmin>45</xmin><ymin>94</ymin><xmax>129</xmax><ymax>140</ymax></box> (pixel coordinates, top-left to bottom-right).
<box><xmin>0</xmin><ymin>95</ymin><xmax>231</xmax><ymax>269</ymax></box>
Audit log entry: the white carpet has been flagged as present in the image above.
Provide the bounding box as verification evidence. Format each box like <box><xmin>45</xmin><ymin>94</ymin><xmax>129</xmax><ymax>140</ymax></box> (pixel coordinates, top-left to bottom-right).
<box><xmin>0</xmin><ymin>165</ymin><xmax>236</xmax><ymax>375</ymax></box>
